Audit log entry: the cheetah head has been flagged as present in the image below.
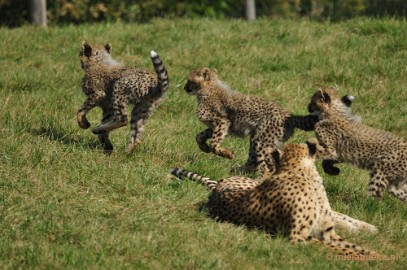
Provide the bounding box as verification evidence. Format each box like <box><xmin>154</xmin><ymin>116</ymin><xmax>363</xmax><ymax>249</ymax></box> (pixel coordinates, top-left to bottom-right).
<box><xmin>184</xmin><ymin>67</ymin><xmax>219</xmax><ymax>95</ymax></box>
<box><xmin>79</xmin><ymin>42</ymin><xmax>119</xmax><ymax>70</ymax></box>
<box><xmin>307</xmin><ymin>86</ymin><xmax>355</xmax><ymax>118</ymax></box>
<box><xmin>271</xmin><ymin>142</ymin><xmax>318</xmax><ymax>173</ymax></box>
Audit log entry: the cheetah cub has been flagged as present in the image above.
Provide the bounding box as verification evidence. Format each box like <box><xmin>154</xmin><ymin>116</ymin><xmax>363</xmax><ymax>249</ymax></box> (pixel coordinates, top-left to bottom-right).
<box><xmin>171</xmin><ymin>142</ymin><xmax>378</xmax><ymax>255</ymax></box>
<box><xmin>77</xmin><ymin>42</ymin><xmax>169</xmax><ymax>154</ymax></box>
<box><xmin>308</xmin><ymin>86</ymin><xmax>407</xmax><ymax>203</ymax></box>
<box><xmin>184</xmin><ymin>67</ymin><xmax>318</xmax><ymax>176</ymax></box>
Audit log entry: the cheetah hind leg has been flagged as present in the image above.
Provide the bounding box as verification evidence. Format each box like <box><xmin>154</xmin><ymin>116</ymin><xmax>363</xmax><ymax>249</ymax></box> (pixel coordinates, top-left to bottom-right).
<box><xmin>320</xmin><ymin>228</ymin><xmax>379</xmax><ymax>256</ymax></box>
<box><xmin>230</xmin><ymin>139</ymin><xmax>258</xmax><ymax>174</ymax></box>
<box><xmin>388</xmin><ymin>183</ymin><xmax>407</xmax><ymax>203</ymax></box>
<box><xmin>126</xmin><ymin>101</ymin><xmax>155</xmax><ymax>154</ymax></box>
<box><xmin>368</xmin><ymin>167</ymin><xmax>389</xmax><ymax>199</ymax></box>
<box><xmin>331</xmin><ymin>210</ymin><xmax>378</xmax><ymax>234</ymax></box>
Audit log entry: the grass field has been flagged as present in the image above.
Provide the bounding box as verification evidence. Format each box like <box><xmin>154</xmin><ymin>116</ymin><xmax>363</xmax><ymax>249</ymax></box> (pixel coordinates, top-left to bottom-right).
<box><xmin>1</xmin><ymin>18</ymin><xmax>407</xmax><ymax>269</ymax></box>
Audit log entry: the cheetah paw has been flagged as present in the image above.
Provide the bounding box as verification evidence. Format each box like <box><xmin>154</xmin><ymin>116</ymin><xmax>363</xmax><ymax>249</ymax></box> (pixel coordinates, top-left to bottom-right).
<box><xmin>215</xmin><ymin>148</ymin><xmax>235</xmax><ymax>159</ymax></box>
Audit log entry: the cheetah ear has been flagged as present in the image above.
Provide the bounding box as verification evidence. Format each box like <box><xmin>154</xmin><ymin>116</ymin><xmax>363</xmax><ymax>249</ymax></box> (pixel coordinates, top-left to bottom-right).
<box><xmin>203</xmin><ymin>68</ymin><xmax>210</xmax><ymax>81</ymax></box>
<box><xmin>341</xmin><ymin>95</ymin><xmax>355</xmax><ymax>107</ymax></box>
<box><xmin>82</xmin><ymin>41</ymin><xmax>92</xmax><ymax>57</ymax></box>
<box><xmin>321</xmin><ymin>92</ymin><xmax>331</xmax><ymax>105</ymax></box>
<box><xmin>104</xmin><ymin>43</ymin><xmax>112</xmax><ymax>54</ymax></box>
<box><xmin>271</xmin><ymin>149</ymin><xmax>281</xmax><ymax>165</ymax></box>
<box><xmin>305</xmin><ymin>140</ymin><xmax>317</xmax><ymax>157</ymax></box>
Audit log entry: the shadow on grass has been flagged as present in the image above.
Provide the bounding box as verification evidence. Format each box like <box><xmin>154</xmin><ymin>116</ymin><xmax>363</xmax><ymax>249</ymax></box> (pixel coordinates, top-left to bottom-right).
<box><xmin>28</xmin><ymin>126</ymin><xmax>101</xmax><ymax>150</ymax></box>
<box><xmin>196</xmin><ymin>201</ymin><xmax>281</xmax><ymax>237</ymax></box>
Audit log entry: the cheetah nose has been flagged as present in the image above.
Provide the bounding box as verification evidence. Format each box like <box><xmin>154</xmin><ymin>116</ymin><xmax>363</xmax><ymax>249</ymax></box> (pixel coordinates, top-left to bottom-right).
<box><xmin>184</xmin><ymin>84</ymin><xmax>191</xmax><ymax>92</ymax></box>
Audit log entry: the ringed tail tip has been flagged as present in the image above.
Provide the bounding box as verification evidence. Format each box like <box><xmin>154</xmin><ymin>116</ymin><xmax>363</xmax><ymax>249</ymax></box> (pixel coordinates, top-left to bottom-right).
<box><xmin>150</xmin><ymin>50</ymin><xmax>158</xmax><ymax>58</ymax></box>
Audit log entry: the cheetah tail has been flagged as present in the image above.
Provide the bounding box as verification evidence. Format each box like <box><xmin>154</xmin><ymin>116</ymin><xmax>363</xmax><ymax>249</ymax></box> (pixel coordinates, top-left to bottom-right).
<box><xmin>150</xmin><ymin>51</ymin><xmax>169</xmax><ymax>94</ymax></box>
<box><xmin>170</xmin><ymin>168</ymin><xmax>217</xmax><ymax>190</ymax></box>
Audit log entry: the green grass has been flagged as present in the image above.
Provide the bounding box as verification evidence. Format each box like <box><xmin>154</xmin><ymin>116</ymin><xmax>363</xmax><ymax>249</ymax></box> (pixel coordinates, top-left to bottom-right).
<box><xmin>1</xmin><ymin>18</ymin><xmax>407</xmax><ymax>269</ymax></box>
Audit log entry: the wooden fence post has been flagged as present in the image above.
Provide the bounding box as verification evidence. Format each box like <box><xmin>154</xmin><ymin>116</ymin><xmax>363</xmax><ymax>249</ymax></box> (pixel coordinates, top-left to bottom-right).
<box><xmin>29</xmin><ymin>0</ymin><xmax>47</xmax><ymax>26</ymax></box>
<box><xmin>245</xmin><ymin>0</ymin><xmax>256</xmax><ymax>21</ymax></box>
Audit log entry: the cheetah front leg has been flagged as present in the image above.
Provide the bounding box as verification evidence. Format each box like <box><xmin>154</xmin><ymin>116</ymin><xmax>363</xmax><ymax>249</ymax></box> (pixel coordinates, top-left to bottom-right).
<box><xmin>77</xmin><ymin>94</ymin><xmax>106</xmax><ymax>129</ymax></box>
<box><xmin>196</xmin><ymin>128</ymin><xmax>213</xmax><ymax>153</ymax></box>
<box><xmin>97</xmin><ymin>106</ymin><xmax>114</xmax><ymax>154</ymax></box>
<box><xmin>209</xmin><ymin>119</ymin><xmax>235</xmax><ymax>159</ymax></box>
<box><xmin>331</xmin><ymin>210</ymin><xmax>378</xmax><ymax>234</ymax></box>
<box><xmin>92</xmin><ymin>96</ymin><xmax>129</xmax><ymax>134</ymax></box>
<box><xmin>125</xmin><ymin>101</ymin><xmax>156</xmax><ymax>155</ymax></box>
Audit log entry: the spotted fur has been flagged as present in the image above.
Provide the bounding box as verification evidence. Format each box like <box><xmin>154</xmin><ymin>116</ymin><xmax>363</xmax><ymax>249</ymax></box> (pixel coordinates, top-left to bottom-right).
<box><xmin>77</xmin><ymin>42</ymin><xmax>169</xmax><ymax>154</ymax></box>
<box><xmin>184</xmin><ymin>67</ymin><xmax>318</xmax><ymax>176</ymax></box>
<box><xmin>308</xmin><ymin>86</ymin><xmax>407</xmax><ymax>202</ymax></box>
<box><xmin>171</xmin><ymin>142</ymin><xmax>378</xmax><ymax>255</ymax></box>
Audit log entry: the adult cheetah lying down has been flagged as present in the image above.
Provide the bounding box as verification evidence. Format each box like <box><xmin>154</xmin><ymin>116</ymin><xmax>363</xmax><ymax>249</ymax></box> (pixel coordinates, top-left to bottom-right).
<box><xmin>184</xmin><ymin>67</ymin><xmax>318</xmax><ymax>176</ymax></box>
<box><xmin>171</xmin><ymin>142</ymin><xmax>378</xmax><ymax>255</ymax></box>
<box><xmin>77</xmin><ymin>42</ymin><xmax>169</xmax><ymax>154</ymax></box>
<box><xmin>308</xmin><ymin>86</ymin><xmax>407</xmax><ymax>203</ymax></box>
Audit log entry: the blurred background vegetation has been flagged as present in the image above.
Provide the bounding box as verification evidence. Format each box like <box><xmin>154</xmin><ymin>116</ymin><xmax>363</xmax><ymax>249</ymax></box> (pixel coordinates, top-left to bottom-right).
<box><xmin>1</xmin><ymin>0</ymin><xmax>407</xmax><ymax>27</ymax></box>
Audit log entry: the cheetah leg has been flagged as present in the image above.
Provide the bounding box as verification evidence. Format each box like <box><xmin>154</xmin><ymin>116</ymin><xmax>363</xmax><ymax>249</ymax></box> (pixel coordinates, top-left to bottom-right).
<box><xmin>92</xmin><ymin>84</ymin><xmax>130</xmax><ymax>134</ymax></box>
<box><xmin>126</xmin><ymin>101</ymin><xmax>156</xmax><ymax>154</ymax></box>
<box><xmin>289</xmin><ymin>224</ymin><xmax>312</xmax><ymax>244</ymax></box>
<box><xmin>399</xmin><ymin>181</ymin><xmax>407</xmax><ymax>193</ymax></box>
<box><xmin>252</xmin><ymin>137</ymin><xmax>279</xmax><ymax>177</ymax></box>
<box><xmin>368</xmin><ymin>167</ymin><xmax>389</xmax><ymax>199</ymax></box>
<box><xmin>322</xmin><ymin>160</ymin><xmax>341</xmax><ymax>176</ymax></box>
<box><xmin>196</xmin><ymin>128</ymin><xmax>213</xmax><ymax>153</ymax></box>
<box><xmin>97</xmin><ymin>106</ymin><xmax>114</xmax><ymax>154</ymax></box>
<box><xmin>231</xmin><ymin>138</ymin><xmax>257</xmax><ymax>174</ymax></box>
<box><xmin>331</xmin><ymin>211</ymin><xmax>378</xmax><ymax>234</ymax></box>
<box><xmin>320</xmin><ymin>227</ymin><xmax>378</xmax><ymax>255</ymax></box>
<box><xmin>288</xmin><ymin>211</ymin><xmax>370</xmax><ymax>255</ymax></box>
<box><xmin>388</xmin><ymin>183</ymin><xmax>407</xmax><ymax>203</ymax></box>
<box><xmin>92</xmin><ymin>98</ymin><xmax>129</xmax><ymax>134</ymax></box>
<box><xmin>77</xmin><ymin>94</ymin><xmax>106</xmax><ymax>129</ymax></box>
<box><xmin>288</xmin><ymin>203</ymin><xmax>317</xmax><ymax>244</ymax></box>
<box><xmin>209</xmin><ymin>120</ymin><xmax>235</xmax><ymax>159</ymax></box>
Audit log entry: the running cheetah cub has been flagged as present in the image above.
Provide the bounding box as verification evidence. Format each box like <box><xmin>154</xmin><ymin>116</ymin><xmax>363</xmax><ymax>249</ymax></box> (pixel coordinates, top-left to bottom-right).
<box><xmin>308</xmin><ymin>86</ymin><xmax>407</xmax><ymax>203</ymax></box>
<box><xmin>77</xmin><ymin>42</ymin><xmax>169</xmax><ymax>154</ymax></box>
<box><xmin>184</xmin><ymin>67</ymin><xmax>318</xmax><ymax>176</ymax></box>
<box><xmin>171</xmin><ymin>142</ymin><xmax>378</xmax><ymax>255</ymax></box>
